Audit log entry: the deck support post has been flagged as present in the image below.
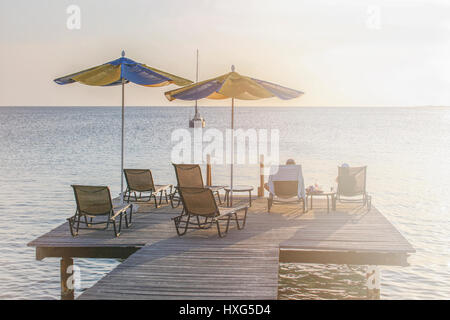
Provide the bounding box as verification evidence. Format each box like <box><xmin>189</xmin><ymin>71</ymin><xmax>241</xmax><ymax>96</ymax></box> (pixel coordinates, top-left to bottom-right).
<box><xmin>366</xmin><ymin>265</ymin><xmax>380</xmax><ymax>300</ymax></box>
<box><xmin>206</xmin><ymin>154</ymin><xmax>212</xmax><ymax>186</ymax></box>
<box><xmin>258</xmin><ymin>154</ymin><xmax>264</xmax><ymax>197</ymax></box>
<box><xmin>60</xmin><ymin>257</ymin><xmax>74</xmax><ymax>300</ymax></box>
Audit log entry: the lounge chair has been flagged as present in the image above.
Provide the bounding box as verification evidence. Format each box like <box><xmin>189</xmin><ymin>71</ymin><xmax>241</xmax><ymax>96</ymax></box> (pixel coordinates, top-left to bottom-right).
<box><xmin>123</xmin><ymin>169</ymin><xmax>172</xmax><ymax>207</ymax></box>
<box><xmin>336</xmin><ymin>166</ymin><xmax>371</xmax><ymax>209</ymax></box>
<box><xmin>173</xmin><ymin>187</ymin><xmax>248</xmax><ymax>237</ymax></box>
<box><xmin>171</xmin><ymin>163</ymin><xmax>224</xmax><ymax>208</ymax></box>
<box><xmin>267</xmin><ymin>165</ymin><xmax>306</xmax><ymax>213</ymax></box>
<box><xmin>68</xmin><ymin>185</ymin><xmax>133</xmax><ymax>237</ymax></box>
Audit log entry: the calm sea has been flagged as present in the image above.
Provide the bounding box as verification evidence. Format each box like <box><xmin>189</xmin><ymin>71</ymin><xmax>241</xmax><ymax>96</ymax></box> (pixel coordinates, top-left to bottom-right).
<box><xmin>0</xmin><ymin>106</ymin><xmax>449</xmax><ymax>299</ymax></box>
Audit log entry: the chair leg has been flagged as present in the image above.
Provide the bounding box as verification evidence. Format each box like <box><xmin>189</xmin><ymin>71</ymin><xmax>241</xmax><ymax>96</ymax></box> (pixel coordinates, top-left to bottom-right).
<box><xmin>151</xmin><ymin>193</ymin><xmax>158</xmax><ymax>208</ymax></box>
<box><xmin>112</xmin><ymin>219</ymin><xmax>117</xmax><ymax>237</ymax></box>
<box><xmin>224</xmin><ymin>191</ymin><xmax>228</xmax><ymax>207</ymax></box>
<box><xmin>124</xmin><ymin>204</ymin><xmax>133</xmax><ymax>228</ymax></box>
<box><xmin>113</xmin><ymin>220</ymin><xmax>119</xmax><ymax>237</ymax></box>
<box><xmin>194</xmin><ymin>216</ymin><xmax>208</xmax><ymax>229</ymax></box>
<box><xmin>112</xmin><ymin>214</ymin><xmax>123</xmax><ymax>237</ymax></box>
<box><xmin>234</xmin><ymin>212</ymin><xmax>241</xmax><ymax>229</ymax></box>
<box><xmin>216</xmin><ymin>215</ymin><xmax>231</xmax><ymax>238</ymax></box>
<box><xmin>75</xmin><ymin>215</ymin><xmax>81</xmax><ymax>235</ymax></box>
<box><xmin>241</xmin><ymin>208</ymin><xmax>248</xmax><ymax>228</ymax></box>
<box><xmin>170</xmin><ymin>191</ymin><xmax>181</xmax><ymax>208</ymax></box>
<box><xmin>68</xmin><ymin>216</ymin><xmax>79</xmax><ymax>237</ymax></box>
<box><xmin>216</xmin><ymin>191</ymin><xmax>222</xmax><ymax>205</ymax></box>
<box><xmin>367</xmin><ymin>195</ymin><xmax>372</xmax><ymax>210</ymax></box>
<box><xmin>203</xmin><ymin>216</ymin><xmax>211</xmax><ymax>226</ymax></box>
<box><xmin>174</xmin><ymin>214</ymin><xmax>190</xmax><ymax>236</ymax></box>
<box><xmin>159</xmin><ymin>190</ymin><xmax>164</xmax><ymax>205</ymax></box>
<box><xmin>84</xmin><ymin>215</ymin><xmax>91</xmax><ymax>227</ymax></box>
<box><xmin>164</xmin><ymin>190</ymin><xmax>169</xmax><ymax>204</ymax></box>
<box><xmin>224</xmin><ymin>215</ymin><xmax>231</xmax><ymax>234</ymax></box>
<box><xmin>169</xmin><ymin>192</ymin><xmax>176</xmax><ymax>208</ymax></box>
<box><xmin>216</xmin><ymin>221</ymin><xmax>223</xmax><ymax>237</ymax></box>
<box><xmin>234</xmin><ymin>208</ymin><xmax>248</xmax><ymax>230</ymax></box>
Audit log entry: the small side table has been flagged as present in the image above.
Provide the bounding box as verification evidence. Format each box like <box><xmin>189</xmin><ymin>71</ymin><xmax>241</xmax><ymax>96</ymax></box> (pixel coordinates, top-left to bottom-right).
<box><xmin>224</xmin><ymin>185</ymin><xmax>254</xmax><ymax>207</ymax></box>
<box><xmin>306</xmin><ymin>191</ymin><xmax>336</xmax><ymax>214</ymax></box>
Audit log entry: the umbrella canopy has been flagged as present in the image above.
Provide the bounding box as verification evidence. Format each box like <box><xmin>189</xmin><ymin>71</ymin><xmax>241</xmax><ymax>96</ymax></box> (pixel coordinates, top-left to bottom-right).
<box><xmin>55</xmin><ymin>51</ymin><xmax>192</xmax><ymax>202</ymax></box>
<box><xmin>165</xmin><ymin>66</ymin><xmax>301</xmax><ymax>101</ymax></box>
<box><xmin>165</xmin><ymin>66</ymin><xmax>303</xmax><ymax>205</ymax></box>
<box><xmin>55</xmin><ymin>53</ymin><xmax>192</xmax><ymax>87</ymax></box>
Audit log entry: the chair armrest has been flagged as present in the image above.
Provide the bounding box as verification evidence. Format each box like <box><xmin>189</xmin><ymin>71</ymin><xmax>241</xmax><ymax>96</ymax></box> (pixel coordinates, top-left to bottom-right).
<box><xmin>153</xmin><ymin>184</ymin><xmax>173</xmax><ymax>193</ymax></box>
<box><xmin>207</xmin><ymin>185</ymin><xmax>225</xmax><ymax>192</ymax></box>
<box><xmin>111</xmin><ymin>204</ymin><xmax>132</xmax><ymax>220</ymax></box>
<box><xmin>218</xmin><ymin>204</ymin><xmax>249</xmax><ymax>217</ymax></box>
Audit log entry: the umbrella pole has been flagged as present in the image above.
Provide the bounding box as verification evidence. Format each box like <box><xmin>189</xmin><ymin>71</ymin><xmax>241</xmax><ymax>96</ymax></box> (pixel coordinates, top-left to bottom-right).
<box><xmin>230</xmin><ymin>97</ymin><xmax>234</xmax><ymax>207</ymax></box>
<box><xmin>120</xmin><ymin>78</ymin><xmax>125</xmax><ymax>204</ymax></box>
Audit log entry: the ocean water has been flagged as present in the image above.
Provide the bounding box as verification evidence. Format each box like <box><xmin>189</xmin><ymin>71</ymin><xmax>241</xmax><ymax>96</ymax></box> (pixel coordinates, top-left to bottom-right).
<box><xmin>0</xmin><ymin>106</ymin><xmax>449</xmax><ymax>300</ymax></box>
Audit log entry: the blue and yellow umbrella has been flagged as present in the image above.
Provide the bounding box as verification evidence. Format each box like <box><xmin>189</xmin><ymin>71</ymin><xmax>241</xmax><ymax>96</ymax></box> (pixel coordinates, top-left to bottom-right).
<box><xmin>55</xmin><ymin>51</ymin><xmax>192</xmax><ymax>202</ymax></box>
<box><xmin>165</xmin><ymin>66</ymin><xmax>303</xmax><ymax>205</ymax></box>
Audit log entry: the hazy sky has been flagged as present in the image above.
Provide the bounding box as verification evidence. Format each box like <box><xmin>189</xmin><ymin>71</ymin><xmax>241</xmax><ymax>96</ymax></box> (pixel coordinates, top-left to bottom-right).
<box><xmin>1</xmin><ymin>0</ymin><xmax>449</xmax><ymax>107</ymax></box>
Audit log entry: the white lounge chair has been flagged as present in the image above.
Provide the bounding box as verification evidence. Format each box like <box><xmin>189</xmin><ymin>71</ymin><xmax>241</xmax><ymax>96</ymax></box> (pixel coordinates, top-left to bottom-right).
<box><xmin>336</xmin><ymin>166</ymin><xmax>371</xmax><ymax>209</ymax></box>
<box><xmin>267</xmin><ymin>165</ymin><xmax>306</xmax><ymax>213</ymax></box>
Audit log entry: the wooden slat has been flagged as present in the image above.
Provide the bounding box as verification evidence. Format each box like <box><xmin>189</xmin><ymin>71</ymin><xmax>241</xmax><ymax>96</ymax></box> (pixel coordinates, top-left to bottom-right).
<box><xmin>79</xmin><ymin>242</ymin><xmax>279</xmax><ymax>300</ymax></box>
<box><xmin>28</xmin><ymin>197</ymin><xmax>415</xmax><ymax>300</ymax></box>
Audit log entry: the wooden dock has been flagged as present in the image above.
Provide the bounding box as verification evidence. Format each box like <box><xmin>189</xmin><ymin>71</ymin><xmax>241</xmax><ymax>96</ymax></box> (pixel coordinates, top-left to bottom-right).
<box><xmin>28</xmin><ymin>198</ymin><xmax>414</xmax><ymax>300</ymax></box>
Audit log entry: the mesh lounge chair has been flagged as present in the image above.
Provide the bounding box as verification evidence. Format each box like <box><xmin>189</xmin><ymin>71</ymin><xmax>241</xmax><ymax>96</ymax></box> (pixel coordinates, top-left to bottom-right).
<box><xmin>171</xmin><ymin>164</ymin><xmax>224</xmax><ymax>208</ymax></box>
<box><xmin>336</xmin><ymin>166</ymin><xmax>371</xmax><ymax>209</ymax></box>
<box><xmin>173</xmin><ymin>187</ymin><xmax>248</xmax><ymax>237</ymax></box>
<box><xmin>267</xmin><ymin>165</ymin><xmax>306</xmax><ymax>213</ymax></box>
<box><xmin>123</xmin><ymin>169</ymin><xmax>172</xmax><ymax>207</ymax></box>
<box><xmin>69</xmin><ymin>185</ymin><xmax>133</xmax><ymax>237</ymax></box>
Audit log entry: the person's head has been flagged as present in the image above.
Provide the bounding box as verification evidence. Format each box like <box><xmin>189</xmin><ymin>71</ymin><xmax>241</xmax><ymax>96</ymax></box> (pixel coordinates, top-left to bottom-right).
<box><xmin>286</xmin><ymin>159</ymin><xmax>296</xmax><ymax>165</ymax></box>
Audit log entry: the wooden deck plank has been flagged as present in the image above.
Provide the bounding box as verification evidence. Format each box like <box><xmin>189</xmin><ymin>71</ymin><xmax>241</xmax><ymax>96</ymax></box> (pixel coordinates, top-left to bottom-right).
<box><xmin>28</xmin><ymin>198</ymin><xmax>414</xmax><ymax>299</ymax></box>
<box><xmin>79</xmin><ymin>239</ymin><xmax>280</xmax><ymax>300</ymax></box>
<box><xmin>28</xmin><ymin>201</ymin><xmax>414</xmax><ymax>252</ymax></box>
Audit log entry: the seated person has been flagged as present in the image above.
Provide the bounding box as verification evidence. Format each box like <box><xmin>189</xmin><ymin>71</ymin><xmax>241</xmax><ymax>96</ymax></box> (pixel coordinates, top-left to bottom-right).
<box><xmin>264</xmin><ymin>159</ymin><xmax>296</xmax><ymax>191</ymax></box>
<box><xmin>336</xmin><ymin>162</ymin><xmax>349</xmax><ymax>183</ymax></box>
